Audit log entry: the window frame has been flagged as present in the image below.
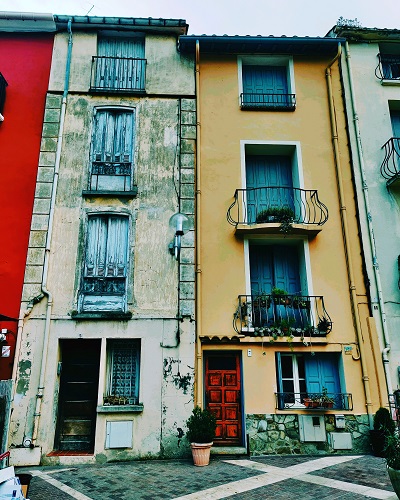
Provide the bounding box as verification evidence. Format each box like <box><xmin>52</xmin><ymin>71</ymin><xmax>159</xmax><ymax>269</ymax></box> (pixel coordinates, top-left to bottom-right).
<box><xmin>79</xmin><ymin>212</ymin><xmax>130</xmax><ymax>314</ymax></box>
<box><xmin>85</xmin><ymin>106</ymin><xmax>137</xmax><ymax>196</ymax></box>
<box><xmin>105</xmin><ymin>339</ymin><xmax>141</xmax><ymax>406</ymax></box>
<box><xmin>238</xmin><ymin>55</ymin><xmax>295</xmax><ymax>110</ymax></box>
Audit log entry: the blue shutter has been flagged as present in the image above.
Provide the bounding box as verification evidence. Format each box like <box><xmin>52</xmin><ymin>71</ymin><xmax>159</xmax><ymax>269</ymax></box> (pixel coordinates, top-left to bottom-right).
<box><xmin>246</xmin><ymin>155</ymin><xmax>293</xmax><ymax>223</ymax></box>
<box><xmin>304</xmin><ymin>355</ymin><xmax>340</xmax><ymax>395</ymax></box>
<box><xmin>243</xmin><ymin>66</ymin><xmax>288</xmax><ymax>106</ymax></box>
<box><xmin>250</xmin><ymin>246</ymin><xmax>274</xmax><ymax>295</ymax></box>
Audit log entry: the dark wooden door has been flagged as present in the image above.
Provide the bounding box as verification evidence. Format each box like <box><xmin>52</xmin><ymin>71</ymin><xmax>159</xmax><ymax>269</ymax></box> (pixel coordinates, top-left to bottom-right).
<box><xmin>205</xmin><ymin>353</ymin><xmax>242</xmax><ymax>446</ymax></box>
<box><xmin>55</xmin><ymin>340</ymin><xmax>101</xmax><ymax>452</ymax></box>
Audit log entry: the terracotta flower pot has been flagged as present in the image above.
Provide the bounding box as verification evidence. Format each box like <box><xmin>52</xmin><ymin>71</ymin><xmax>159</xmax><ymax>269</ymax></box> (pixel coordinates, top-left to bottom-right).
<box><xmin>190</xmin><ymin>442</ymin><xmax>213</xmax><ymax>466</ymax></box>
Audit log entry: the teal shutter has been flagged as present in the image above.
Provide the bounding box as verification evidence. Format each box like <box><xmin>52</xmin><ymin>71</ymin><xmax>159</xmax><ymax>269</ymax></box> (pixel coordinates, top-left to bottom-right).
<box><xmin>246</xmin><ymin>155</ymin><xmax>293</xmax><ymax>223</ymax></box>
<box><xmin>304</xmin><ymin>355</ymin><xmax>340</xmax><ymax>395</ymax></box>
<box><xmin>243</xmin><ymin>66</ymin><xmax>288</xmax><ymax>107</ymax></box>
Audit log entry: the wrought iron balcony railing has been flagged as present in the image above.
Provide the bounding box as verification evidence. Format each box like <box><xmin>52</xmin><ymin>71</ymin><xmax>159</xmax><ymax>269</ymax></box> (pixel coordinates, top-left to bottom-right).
<box><xmin>233</xmin><ymin>293</ymin><xmax>332</xmax><ymax>336</ymax></box>
<box><xmin>90</xmin><ymin>56</ymin><xmax>146</xmax><ymax>92</ymax></box>
<box><xmin>275</xmin><ymin>392</ymin><xmax>353</xmax><ymax>411</ymax></box>
<box><xmin>380</xmin><ymin>138</ymin><xmax>400</xmax><ymax>183</ymax></box>
<box><xmin>89</xmin><ymin>161</ymin><xmax>133</xmax><ymax>192</ymax></box>
<box><xmin>240</xmin><ymin>92</ymin><xmax>296</xmax><ymax>110</ymax></box>
<box><xmin>375</xmin><ymin>54</ymin><xmax>400</xmax><ymax>81</ymax></box>
<box><xmin>227</xmin><ymin>187</ymin><xmax>328</xmax><ymax>227</ymax></box>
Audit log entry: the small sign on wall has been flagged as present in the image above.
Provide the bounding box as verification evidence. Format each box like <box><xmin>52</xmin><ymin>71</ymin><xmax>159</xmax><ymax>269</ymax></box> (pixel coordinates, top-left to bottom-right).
<box><xmin>2</xmin><ymin>346</ymin><xmax>10</xmax><ymax>358</ymax></box>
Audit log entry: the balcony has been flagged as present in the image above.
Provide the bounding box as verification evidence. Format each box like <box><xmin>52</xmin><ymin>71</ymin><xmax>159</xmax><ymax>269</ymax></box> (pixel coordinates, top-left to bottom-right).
<box><xmin>275</xmin><ymin>392</ymin><xmax>353</xmax><ymax>411</ymax></box>
<box><xmin>82</xmin><ymin>161</ymin><xmax>137</xmax><ymax>197</ymax></box>
<box><xmin>90</xmin><ymin>56</ymin><xmax>146</xmax><ymax>93</ymax></box>
<box><xmin>375</xmin><ymin>54</ymin><xmax>400</xmax><ymax>82</ymax></box>
<box><xmin>381</xmin><ymin>138</ymin><xmax>400</xmax><ymax>186</ymax></box>
<box><xmin>233</xmin><ymin>293</ymin><xmax>332</xmax><ymax>337</ymax></box>
<box><xmin>227</xmin><ymin>187</ymin><xmax>328</xmax><ymax>236</ymax></box>
<box><xmin>240</xmin><ymin>93</ymin><xmax>296</xmax><ymax>110</ymax></box>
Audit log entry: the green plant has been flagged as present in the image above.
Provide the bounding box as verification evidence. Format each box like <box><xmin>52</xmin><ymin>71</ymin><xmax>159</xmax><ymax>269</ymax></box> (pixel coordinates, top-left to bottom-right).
<box><xmin>320</xmin><ymin>387</ymin><xmax>335</xmax><ymax>404</ymax></box>
<box><xmin>374</xmin><ymin>407</ymin><xmax>396</xmax><ymax>434</ymax></box>
<box><xmin>317</xmin><ymin>317</ymin><xmax>332</xmax><ymax>333</ymax></box>
<box><xmin>186</xmin><ymin>406</ymin><xmax>217</xmax><ymax>444</ymax></box>
<box><xmin>386</xmin><ymin>433</ymin><xmax>400</xmax><ymax>470</ymax></box>
<box><xmin>255</xmin><ymin>206</ymin><xmax>295</xmax><ymax>234</ymax></box>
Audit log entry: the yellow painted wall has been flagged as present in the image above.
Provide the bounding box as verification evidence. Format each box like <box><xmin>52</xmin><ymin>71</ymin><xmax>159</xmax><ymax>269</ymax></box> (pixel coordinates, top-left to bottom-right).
<box><xmin>198</xmin><ymin>52</ymin><xmax>386</xmax><ymax>416</ymax></box>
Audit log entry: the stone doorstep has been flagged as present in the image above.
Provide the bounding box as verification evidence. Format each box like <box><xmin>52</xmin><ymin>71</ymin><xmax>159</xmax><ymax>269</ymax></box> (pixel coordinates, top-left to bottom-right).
<box><xmin>211</xmin><ymin>446</ymin><xmax>247</xmax><ymax>455</ymax></box>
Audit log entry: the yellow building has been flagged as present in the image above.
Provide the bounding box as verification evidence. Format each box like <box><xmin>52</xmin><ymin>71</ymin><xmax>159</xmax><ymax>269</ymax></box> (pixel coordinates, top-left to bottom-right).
<box><xmin>180</xmin><ymin>35</ymin><xmax>387</xmax><ymax>455</ymax></box>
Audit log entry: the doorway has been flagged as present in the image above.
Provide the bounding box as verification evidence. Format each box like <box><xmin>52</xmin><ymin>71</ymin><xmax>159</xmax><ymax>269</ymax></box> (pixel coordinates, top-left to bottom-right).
<box><xmin>54</xmin><ymin>339</ymin><xmax>101</xmax><ymax>452</ymax></box>
<box><xmin>205</xmin><ymin>352</ymin><xmax>243</xmax><ymax>446</ymax></box>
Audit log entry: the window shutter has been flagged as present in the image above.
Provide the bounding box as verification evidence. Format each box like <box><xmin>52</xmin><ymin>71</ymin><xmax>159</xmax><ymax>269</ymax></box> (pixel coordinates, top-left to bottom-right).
<box><xmin>106</xmin><ymin>217</ymin><xmax>129</xmax><ymax>277</ymax></box>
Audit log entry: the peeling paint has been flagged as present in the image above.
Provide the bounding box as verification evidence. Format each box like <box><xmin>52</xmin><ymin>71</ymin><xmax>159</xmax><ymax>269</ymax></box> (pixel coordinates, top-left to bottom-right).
<box><xmin>16</xmin><ymin>360</ymin><xmax>31</xmax><ymax>395</ymax></box>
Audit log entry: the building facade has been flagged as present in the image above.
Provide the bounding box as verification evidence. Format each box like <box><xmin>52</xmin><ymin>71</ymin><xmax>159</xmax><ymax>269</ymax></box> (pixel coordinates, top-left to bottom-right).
<box><xmin>180</xmin><ymin>35</ymin><xmax>387</xmax><ymax>456</ymax></box>
<box><xmin>328</xmin><ymin>25</ymin><xmax>400</xmax><ymax>404</ymax></box>
<box><xmin>10</xmin><ymin>15</ymin><xmax>196</xmax><ymax>466</ymax></box>
<box><xmin>0</xmin><ymin>12</ymin><xmax>54</xmax><ymax>381</ymax></box>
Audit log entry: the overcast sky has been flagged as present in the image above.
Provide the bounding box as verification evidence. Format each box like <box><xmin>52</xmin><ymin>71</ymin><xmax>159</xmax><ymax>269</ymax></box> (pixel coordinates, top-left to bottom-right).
<box><xmin>2</xmin><ymin>0</ymin><xmax>399</xmax><ymax>37</ymax></box>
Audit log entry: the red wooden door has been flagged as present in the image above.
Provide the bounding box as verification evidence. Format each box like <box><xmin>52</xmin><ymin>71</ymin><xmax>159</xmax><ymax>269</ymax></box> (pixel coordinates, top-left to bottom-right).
<box><xmin>205</xmin><ymin>353</ymin><xmax>242</xmax><ymax>446</ymax></box>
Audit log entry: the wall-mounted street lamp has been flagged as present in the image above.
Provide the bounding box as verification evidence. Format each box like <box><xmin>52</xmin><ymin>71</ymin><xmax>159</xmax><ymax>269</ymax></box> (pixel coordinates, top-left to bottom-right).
<box><xmin>168</xmin><ymin>212</ymin><xmax>189</xmax><ymax>260</ymax></box>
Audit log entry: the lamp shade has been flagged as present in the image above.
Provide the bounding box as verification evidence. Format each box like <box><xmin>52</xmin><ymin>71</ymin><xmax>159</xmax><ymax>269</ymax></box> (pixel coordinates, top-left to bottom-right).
<box><xmin>169</xmin><ymin>212</ymin><xmax>189</xmax><ymax>235</ymax></box>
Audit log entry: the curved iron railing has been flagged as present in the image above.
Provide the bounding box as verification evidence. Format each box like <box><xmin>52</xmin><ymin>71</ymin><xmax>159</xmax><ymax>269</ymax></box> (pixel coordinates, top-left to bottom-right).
<box><xmin>90</xmin><ymin>56</ymin><xmax>146</xmax><ymax>92</ymax></box>
<box><xmin>233</xmin><ymin>293</ymin><xmax>332</xmax><ymax>335</ymax></box>
<box><xmin>275</xmin><ymin>392</ymin><xmax>353</xmax><ymax>411</ymax></box>
<box><xmin>375</xmin><ymin>54</ymin><xmax>400</xmax><ymax>81</ymax></box>
<box><xmin>240</xmin><ymin>93</ymin><xmax>296</xmax><ymax>110</ymax></box>
<box><xmin>381</xmin><ymin>137</ymin><xmax>400</xmax><ymax>182</ymax></box>
<box><xmin>227</xmin><ymin>187</ymin><xmax>328</xmax><ymax>226</ymax></box>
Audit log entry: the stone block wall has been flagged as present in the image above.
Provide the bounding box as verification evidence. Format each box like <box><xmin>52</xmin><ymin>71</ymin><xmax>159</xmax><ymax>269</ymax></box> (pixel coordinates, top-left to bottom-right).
<box><xmin>246</xmin><ymin>413</ymin><xmax>371</xmax><ymax>455</ymax></box>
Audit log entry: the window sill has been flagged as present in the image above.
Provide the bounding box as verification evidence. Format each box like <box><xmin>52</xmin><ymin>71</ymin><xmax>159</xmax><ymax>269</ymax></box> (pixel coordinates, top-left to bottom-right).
<box><xmin>82</xmin><ymin>188</ymin><xmax>138</xmax><ymax>198</ymax></box>
<box><xmin>381</xmin><ymin>79</ymin><xmax>400</xmax><ymax>86</ymax></box>
<box><xmin>97</xmin><ymin>404</ymin><xmax>144</xmax><ymax>414</ymax></box>
<box><xmin>71</xmin><ymin>311</ymin><xmax>132</xmax><ymax>321</ymax></box>
<box><xmin>89</xmin><ymin>88</ymin><xmax>146</xmax><ymax>96</ymax></box>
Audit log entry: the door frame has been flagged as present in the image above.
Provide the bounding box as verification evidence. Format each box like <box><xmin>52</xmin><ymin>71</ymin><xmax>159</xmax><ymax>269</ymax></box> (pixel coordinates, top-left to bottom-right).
<box><xmin>203</xmin><ymin>350</ymin><xmax>245</xmax><ymax>447</ymax></box>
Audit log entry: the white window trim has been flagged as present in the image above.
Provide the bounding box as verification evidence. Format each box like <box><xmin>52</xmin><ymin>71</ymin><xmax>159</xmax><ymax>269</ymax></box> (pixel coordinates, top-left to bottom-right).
<box><xmin>237</xmin><ymin>55</ymin><xmax>295</xmax><ymax>108</ymax></box>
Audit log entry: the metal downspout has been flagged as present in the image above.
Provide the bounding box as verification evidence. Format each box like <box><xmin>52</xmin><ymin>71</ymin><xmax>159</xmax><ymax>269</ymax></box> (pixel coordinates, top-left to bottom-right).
<box><xmin>343</xmin><ymin>41</ymin><xmax>393</xmax><ymax>397</ymax></box>
<box><xmin>195</xmin><ymin>40</ymin><xmax>202</xmax><ymax>407</ymax></box>
<box><xmin>30</xmin><ymin>19</ymin><xmax>73</xmax><ymax>446</ymax></box>
<box><xmin>326</xmin><ymin>43</ymin><xmax>374</xmax><ymax>428</ymax></box>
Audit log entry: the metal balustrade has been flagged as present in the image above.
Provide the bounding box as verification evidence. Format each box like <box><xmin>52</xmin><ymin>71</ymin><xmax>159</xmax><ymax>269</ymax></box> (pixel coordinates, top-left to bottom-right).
<box><xmin>375</xmin><ymin>54</ymin><xmax>400</xmax><ymax>81</ymax></box>
<box><xmin>227</xmin><ymin>187</ymin><xmax>328</xmax><ymax>227</ymax></box>
<box><xmin>90</xmin><ymin>56</ymin><xmax>146</xmax><ymax>92</ymax></box>
<box><xmin>380</xmin><ymin>138</ymin><xmax>400</xmax><ymax>183</ymax></box>
<box><xmin>275</xmin><ymin>392</ymin><xmax>353</xmax><ymax>411</ymax></box>
<box><xmin>240</xmin><ymin>92</ymin><xmax>296</xmax><ymax>110</ymax></box>
<box><xmin>89</xmin><ymin>161</ymin><xmax>132</xmax><ymax>192</ymax></box>
<box><xmin>233</xmin><ymin>293</ymin><xmax>331</xmax><ymax>336</ymax></box>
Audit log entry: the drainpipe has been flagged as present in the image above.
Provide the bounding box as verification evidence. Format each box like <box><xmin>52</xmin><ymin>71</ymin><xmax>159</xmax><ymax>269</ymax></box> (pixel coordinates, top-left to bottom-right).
<box><xmin>326</xmin><ymin>43</ymin><xmax>374</xmax><ymax>428</ymax></box>
<box><xmin>28</xmin><ymin>19</ymin><xmax>73</xmax><ymax>447</ymax></box>
<box><xmin>195</xmin><ymin>40</ymin><xmax>202</xmax><ymax>408</ymax></box>
<box><xmin>342</xmin><ymin>41</ymin><xmax>393</xmax><ymax>398</ymax></box>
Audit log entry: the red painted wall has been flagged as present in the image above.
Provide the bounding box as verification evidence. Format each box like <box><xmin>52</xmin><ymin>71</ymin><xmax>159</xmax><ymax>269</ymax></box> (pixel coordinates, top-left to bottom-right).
<box><xmin>0</xmin><ymin>33</ymin><xmax>53</xmax><ymax>379</ymax></box>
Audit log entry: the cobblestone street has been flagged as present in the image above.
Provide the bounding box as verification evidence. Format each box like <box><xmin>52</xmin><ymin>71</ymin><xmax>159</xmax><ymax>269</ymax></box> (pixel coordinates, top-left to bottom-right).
<box><xmin>19</xmin><ymin>454</ymin><xmax>397</xmax><ymax>500</ymax></box>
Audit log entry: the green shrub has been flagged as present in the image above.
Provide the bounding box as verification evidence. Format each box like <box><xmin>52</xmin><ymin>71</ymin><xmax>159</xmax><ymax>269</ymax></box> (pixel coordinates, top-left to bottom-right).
<box><xmin>186</xmin><ymin>406</ymin><xmax>217</xmax><ymax>444</ymax></box>
<box><xmin>374</xmin><ymin>407</ymin><xmax>395</xmax><ymax>434</ymax></box>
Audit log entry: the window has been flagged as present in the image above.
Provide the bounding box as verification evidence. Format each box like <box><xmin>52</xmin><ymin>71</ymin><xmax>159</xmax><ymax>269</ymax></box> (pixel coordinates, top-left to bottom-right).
<box><xmin>80</xmin><ymin>214</ymin><xmax>129</xmax><ymax>312</ymax></box>
<box><xmin>239</xmin><ymin>57</ymin><xmax>295</xmax><ymax>110</ymax></box>
<box><xmin>91</xmin><ymin>36</ymin><xmax>146</xmax><ymax>92</ymax></box>
<box><xmin>380</xmin><ymin>55</ymin><xmax>400</xmax><ymax>80</ymax></box>
<box><xmin>88</xmin><ymin>109</ymin><xmax>135</xmax><ymax>193</ymax></box>
<box><xmin>106</xmin><ymin>340</ymin><xmax>140</xmax><ymax>405</ymax></box>
<box><xmin>0</xmin><ymin>72</ymin><xmax>7</xmax><ymax>118</ymax></box>
<box><xmin>276</xmin><ymin>353</ymin><xmax>342</xmax><ymax>409</ymax></box>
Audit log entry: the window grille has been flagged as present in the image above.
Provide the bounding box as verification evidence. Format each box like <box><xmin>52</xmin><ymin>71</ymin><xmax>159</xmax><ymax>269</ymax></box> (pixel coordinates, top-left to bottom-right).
<box><xmin>106</xmin><ymin>340</ymin><xmax>140</xmax><ymax>404</ymax></box>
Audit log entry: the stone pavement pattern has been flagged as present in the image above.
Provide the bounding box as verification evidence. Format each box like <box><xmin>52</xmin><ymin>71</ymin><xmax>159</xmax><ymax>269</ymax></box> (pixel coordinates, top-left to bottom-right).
<box><xmin>19</xmin><ymin>454</ymin><xmax>397</xmax><ymax>500</ymax></box>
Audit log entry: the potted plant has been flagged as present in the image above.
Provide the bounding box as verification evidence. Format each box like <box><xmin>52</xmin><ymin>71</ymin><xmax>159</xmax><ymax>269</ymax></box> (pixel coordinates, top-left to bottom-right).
<box><xmin>385</xmin><ymin>433</ymin><xmax>400</xmax><ymax>497</ymax></box>
<box><xmin>186</xmin><ymin>406</ymin><xmax>217</xmax><ymax>466</ymax></box>
<box><xmin>319</xmin><ymin>387</ymin><xmax>335</xmax><ymax>408</ymax></box>
<box><xmin>255</xmin><ymin>206</ymin><xmax>295</xmax><ymax>234</ymax></box>
<box><xmin>316</xmin><ymin>317</ymin><xmax>332</xmax><ymax>334</ymax></box>
<box><xmin>271</xmin><ymin>287</ymin><xmax>290</xmax><ymax>305</ymax></box>
<box><xmin>370</xmin><ymin>407</ymin><xmax>395</xmax><ymax>457</ymax></box>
